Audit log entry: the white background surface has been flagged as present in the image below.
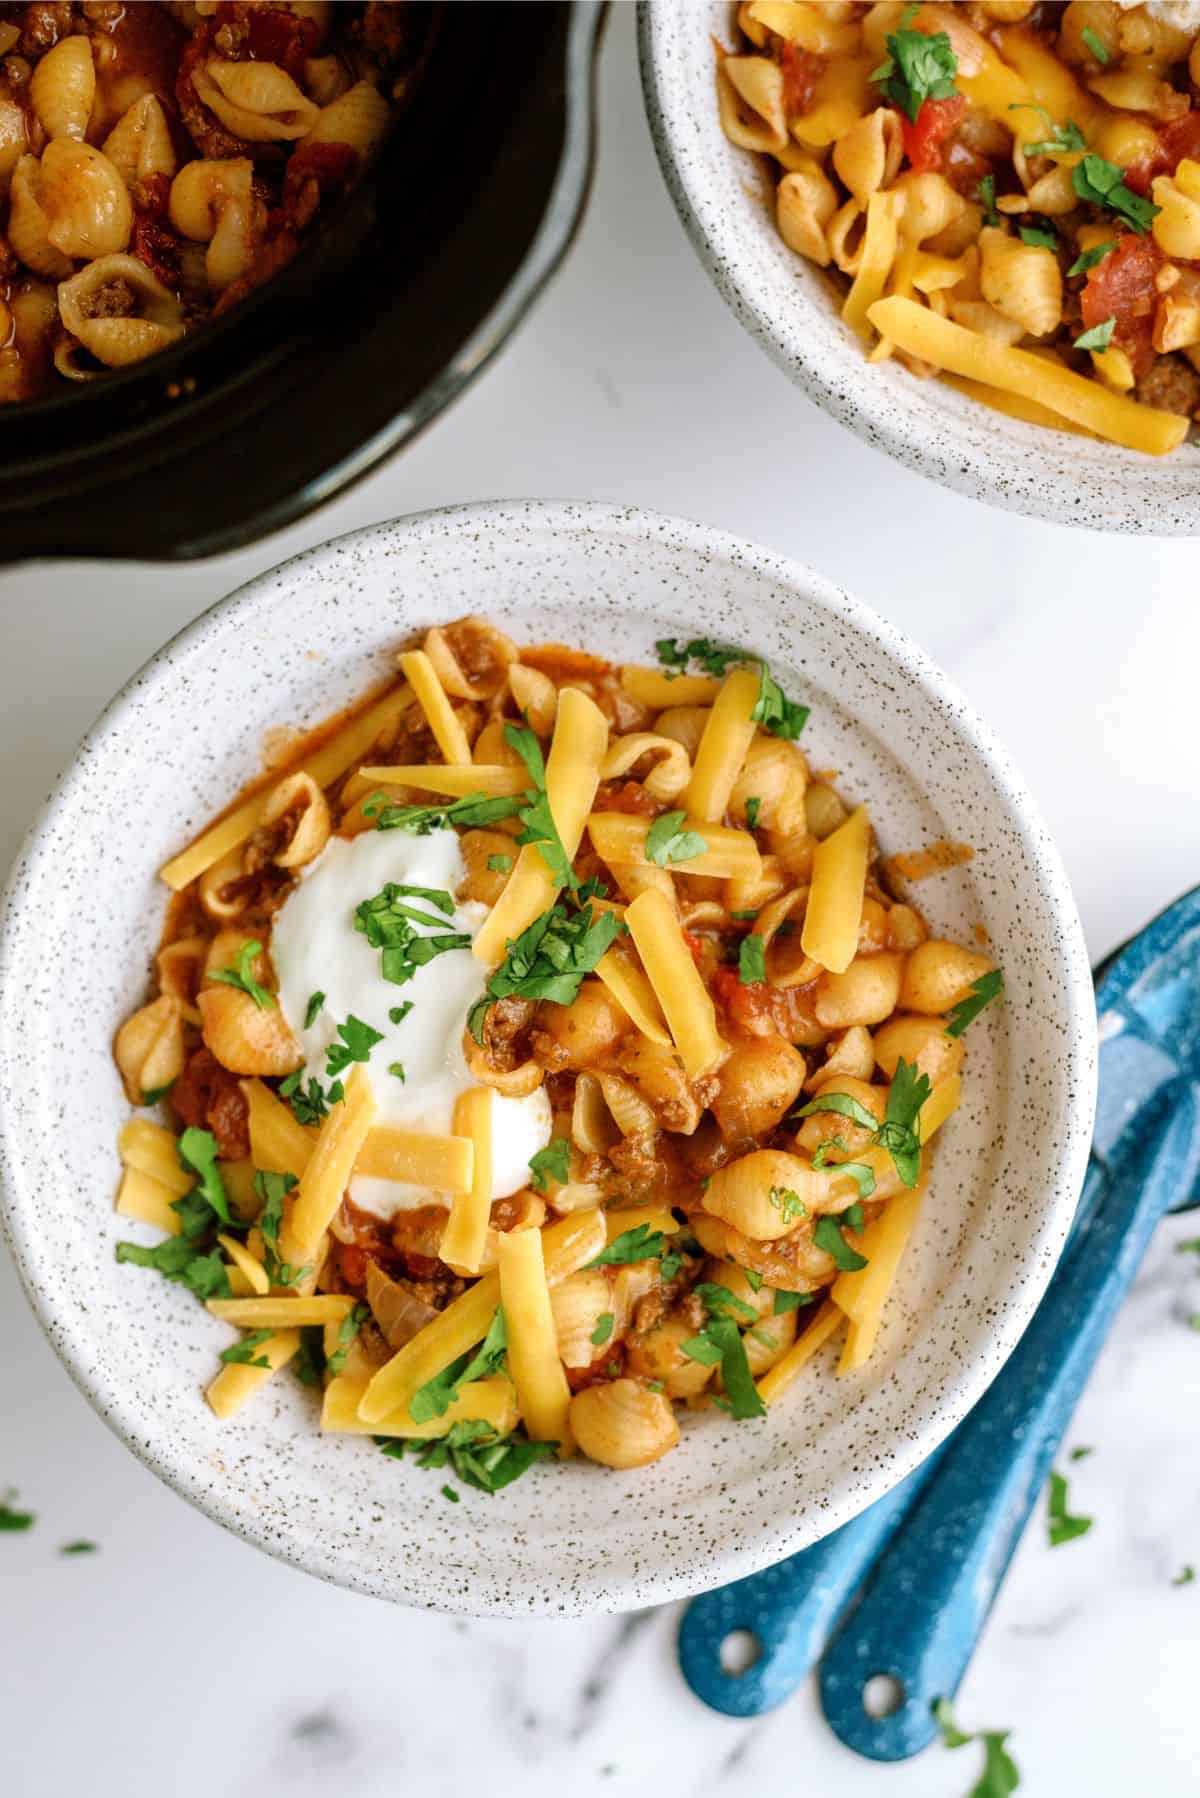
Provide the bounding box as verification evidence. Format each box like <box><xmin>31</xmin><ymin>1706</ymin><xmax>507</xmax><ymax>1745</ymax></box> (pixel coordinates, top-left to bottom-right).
<box><xmin>2</xmin><ymin>9</ymin><xmax>1197</xmax><ymax>1794</ymax></box>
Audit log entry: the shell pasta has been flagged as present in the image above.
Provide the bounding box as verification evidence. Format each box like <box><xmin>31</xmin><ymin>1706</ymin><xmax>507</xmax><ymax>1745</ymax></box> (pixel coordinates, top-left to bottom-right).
<box><xmin>0</xmin><ymin>1</ymin><xmax>432</xmax><ymax>402</ymax></box>
<box><xmin>716</xmin><ymin>1</ymin><xmax>1200</xmax><ymax>454</ymax></box>
<box><xmin>111</xmin><ymin>617</ymin><xmax>1000</xmax><ymax>1494</ymax></box>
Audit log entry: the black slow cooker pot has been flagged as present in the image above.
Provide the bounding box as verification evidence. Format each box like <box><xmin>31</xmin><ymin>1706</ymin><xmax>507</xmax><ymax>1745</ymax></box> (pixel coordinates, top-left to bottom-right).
<box><xmin>0</xmin><ymin>1</ymin><xmax>604</xmax><ymax>562</ymax></box>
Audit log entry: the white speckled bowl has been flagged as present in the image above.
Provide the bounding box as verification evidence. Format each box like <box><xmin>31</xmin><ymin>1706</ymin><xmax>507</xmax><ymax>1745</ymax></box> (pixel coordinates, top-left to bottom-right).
<box><xmin>0</xmin><ymin>502</ymin><xmax>1096</xmax><ymax>1615</ymax></box>
<box><xmin>639</xmin><ymin>2</ymin><xmax>1200</xmax><ymax>534</ymax></box>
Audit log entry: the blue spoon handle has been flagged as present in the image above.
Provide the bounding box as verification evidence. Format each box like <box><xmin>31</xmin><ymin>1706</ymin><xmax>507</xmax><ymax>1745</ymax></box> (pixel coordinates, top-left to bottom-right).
<box><xmin>819</xmin><ymin>1084</ymin><xmax>1200</xmax><ymax>1761</ymax></box>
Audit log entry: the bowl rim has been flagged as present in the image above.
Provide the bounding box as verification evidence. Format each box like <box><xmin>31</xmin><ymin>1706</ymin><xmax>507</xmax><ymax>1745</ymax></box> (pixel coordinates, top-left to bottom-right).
<box><xmin>637</xmin><ymin>0</ymin><xmax>1199</xmax><ymax>537</ymax></box>
<box><xmin>0</xmin><ymin>499</ymin><xmax>1098</xmax><ymax>1613</ymax></box>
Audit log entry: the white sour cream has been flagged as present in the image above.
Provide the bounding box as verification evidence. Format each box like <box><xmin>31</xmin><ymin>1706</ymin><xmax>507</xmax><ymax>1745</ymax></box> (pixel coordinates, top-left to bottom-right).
<box><xmin>270</xmin><ymin>826</ymin><xmax>551</xmax><ymax>1220</ymax></box>
<box><xmin>1116</xmin><ymin>0</ymin><xmax>1200</xmax><ymax>26</ymax></box>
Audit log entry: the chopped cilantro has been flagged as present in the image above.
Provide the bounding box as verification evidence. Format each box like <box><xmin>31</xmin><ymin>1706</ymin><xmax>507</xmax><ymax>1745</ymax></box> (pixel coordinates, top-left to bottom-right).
<box><xmin>1074</xmin><ymin>316</ymin><xmax>1115</xmax><ymax>353</ymax></box>
<box><xmin>326</xmin><ymin>1302</ymin><xmax>370</xmax><ymax>1376</ymax></box>
<box><xmin>813</xmin><ymin>1212</ymin><xmax>869</xmax><ymax>1273</ymax></box>
<box><xmin>325</xmin><ymin>1014</ymin><xmax>384</xmax><ymax>1079</ymax></box>
<box><xmin>141</xmin><ymin>1080</ymin><xmax>176</xmax><ymax>1106</ymax></box>
<box><xmin>467</xmin><ymin>900</ymin><xmax>623</xmax><ymax>1045</ymax></box>
<box><xmin>255</xmin><ymin>1169</ymin><xmax>310</xmax><ymax>1290</ymax></box>
<box><xmin>654</xmin><ymin>637</ymin><xmax>746</xmax><ymax>678</ymax></box>
<box><xmin>1008</xmin><ymin>103</ymin><xmax>1086</xmax><ymax>158</ymax></box>
<box><xmin>220</xmin><ymin>1328</ymin><xmax>274</xmax><ymax>1368</ymax></box>
<box><xmin>769</xmin><ymin>1186</ymin><xmax>807</xmax><ymax>1224</ymax></box>
<box><xmin>730</xmin><ymin>909</ymin><xmax>759</xmax><ymax>922</ymax></box>
<box><xmin>1174</xmin><ymin>1565</ymin><xmax>1195</xmax><ymax>1586</ymax></box>
<box><xmin>442</xmin><ymin>1484</ymin><xmax>460</xmax><ymax>1502</ymax></box>
<box><xmin>487</xmin><ymin>853</ymin><xmax>514</xmax><ymax>875</ymax></box>
<box><xmin>589</xmin><ymin>1222</ymin><xmax>667</xmax><ymax>1267</ymax></box>
<box><xmin>744</xmin><ymin>796</ymin><xmax>762</xmax><ymax>830</ymax></box>
<box><xmin>115</xmin><ymin>1237</ymin><xmax>231</xmax><ymax>1299</ymax></box>
<box><xmin>977</xmin><ymin>173</ymin><xmax>999</xmax><ymax>227</ymax></box>
<box><xmin>681</xmin><ymin>1284</ymin><xmax>765</xmax><ymax>1420</ymax></box>
<box><xmin>946</xmin><ymin>968</ymin><xmax>1004</xmax><ymax>1037</ymax></box>
<box><xmin>388</xmin><ymin>1062</ymin><xmax>406</xmax><ymax>1082</ymax></box>
<box><xmin>751</xmin><ymin>664</ymin><xmax>809</xmax><ymax>739</ymax></box>
<box><xmin>381</xmin><ymin>1419</ymin><xmax>556</xmax><ymax>1494</ymax></box>
<box><xmin>177</xmin><ymin>1127</ymin><xmax>234</xmax><ymax>1227</ymax></box>
<box><xmin>1081</xmin><ymin>23</ymin><xmax>1109</xmax><ymax>64</ymax></box>
<box><xmin>1068</xmin><ymin>239</ymin><xmax>1115</xmax><ymax>277</ymax></box>
<box><xmin>1072</xmin><ymin>153</ymin><xmax>1159</xmax><ymax>233</ymax></box>
<box><xmin>369</xmin><ymin>791</ymin><xmax>525</xmax><ymax>833</ymax></box>
<box><xmin>207</xmin><ymin>939</ymin><xmax>274</xmax><ymax>1010</ymax></box>
<box><xmin>59</xmin><ymin>1540</ymin><xmax>98</xmax><ymax>1555</ymax></box>
<box><xmin>408</xmin><ymin>1307</ymin><xmax>508</xmax><ymax>1424</ymax></box>
<box><xmin>304</xmin><ymin>991</ymin><xmax>325</xmax><ymax>1029</ymax></box>
<box><xmin>528</xmin><ymin>1137</ymin><xmax>571</xmax><ymax>1193</ymax></box>
<box><xmin>1177</xmin><ymin>1239</ymin><xmax>1200</xmax><ymax>1256</ymax></box>
<box><xmin>279</xmin><ymin>1069</ymin><xmax>337</xmax><ymax>1127</ymax></box>
<box><xmin>354</xmin><ymin>883</ymin><xmax>470</xmax><ymax>985</ymax></box>
<box><xmin>1069</xmin><ymin>1444</ymin><xmax>1094</xmax><ymax>1461</ymax></box>
<box><xmin>871</xmin><ymin>10</ymin><xmax>958</xmax><ymax>124</ymax></box>
<box><xmin>591</xmin><ymin>1313</ymin><xmax>615</xmax><ymax>1347</ymax></box>
<box><xmin>933</xmin><ymin>1698</ymin><xmax>1020</xmax><ymax>1797</ymax></box>
<box><xmin>504</xmin><ymin>723</ymin><xmax>580</xmax><ymax>891</ymax></box>
<box><xmin>743</xmin><ymin>1268</ymin><xmax>763</xmax><ymax>1293</ymax></box>
<box><xmin>645</xmin><ymin>810</ymin><xmax>708</xmax><ymax>867</ymax></box>
<box><xmin>1047</xmin><ymin>1468</ymin><xmax>1093</xmax><ymax>1547</ymax></box>
<box><xmin>773</xmin><ymin>1288</ymin><xmax>817</xmax><ymax>1316</ymax></box>
<box><xmin>294</xmin><ymin>1326</ymin><xmax>326</xmax><ymax>1388</ymax></box>
<box><xmin>738</xmin><ymin>934</ymin><xmax>766</xmax><ymax>985</ymax></box>
<box><xmin>0</xmin><ymin>1492</ymin><xmax>34</xmax><ymax>1532</ymax></box>
<box><xmin>389</xmin><ymin>1002</ymin><xmax>413</xmax><ymax>1026</ymax></box>
<box><xmin>1019</xmin><ymin>223</ymin><xmax>1059</xmax><ymax>250</ymax></box>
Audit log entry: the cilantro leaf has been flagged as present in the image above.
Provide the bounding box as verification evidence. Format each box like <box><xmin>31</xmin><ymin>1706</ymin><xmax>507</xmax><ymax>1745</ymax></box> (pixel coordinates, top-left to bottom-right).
<box><xmin>645</xmin><ymin>810</ymin><xmax>708</xmax><ymax>867</ymax></box>
<box><xmin>1081</xmin><ymin>23</ymin><xmax>1109</xmax><ymax>64</ymax></box>
<box><xmin>220</xmin><ymin>1328</ymin><xmax>274</xmax><ymax>1368</ymax></box>
<box><xmin>1072</xmin><ymin>153</ymin><xmax>1159</xmax><ymax>233</ymax></box>
<box><xmin>1068</xmin><ymin>239</ymin><xmax>1115</xmax><ymax>277</ymax></box>
<box><xmin>681</xmin><ymin>1285</ymin><xmax>767</xmax><ymax>1420</ymax></box>
<box><xmin>1008</xmin><ymin>102</ymin><xmax>1086</xmax><ymax>157</ymax></box>
<box><xmin>933</xmin><ymin>1699</ymin><xmax>1020</xmax><ymax>1798</ymax></box>
<box><xmin>487</xmin><ymin>853</ymin><xmax>513</xmax><ymax>875</ymax></box>
<box><xmin>1173</xmin><ymin>1564</ymin><xmax>1195</xmax><ymax>1586</ymax></box>
<box><xmin>370</xmin><ymin>792</ymin><xmax>525</xmax><ymax>833</ymax></box>
<box><xmin>590</xmin><ymin>1312</ymin><xmax>614</xmax><ymax>1346</ymax></box>
<box><xmin>254</xmin><ymin>1169</ymin><xmax>310</xmax><ymax>1289</ymax></box>
<box><xmin>813</xmin><ymin>1213</ymin><xmax>869</xmax><ymax>1272</ymax></box>
<box><xmin>654</xmin><ymin>637</ymin><xmax>747</xmax><ymax>678</ymax></box>
<box><xmin>738</xmin><ymin>934</ymin><xmax>766</xmax><ymax>985</ymax></box>
<box><xmin>115</xmin><ymin>1237</ymin><xmax>231</xmax><ymax>1299</ymax></box>
<box><xmin>505</xmin><ymin>722</ymin><xmax>580</xmax><ymax>891</ymax></box>
<box><xmin>768</xmin><ymin>1186</ymin><xmax>807</xmax><ymax>1224</ymax></box>
<box><xmin>294</xmin><ymin>1326</ymin><xmax>326</xmax><ymax>1388</ymax></box>
<box><xmin>528</xmin><ymin>1137</ymin><xmax>570</xmax><ymax>1193</ymax></box>
<box><xmin>1074</xmin><ymin>316</ymin><xmax>1115</xmax><ymax>352</ymax></box>
<box><xmin>871</xmin><ymin>16</ymin><xmax>958</xmax><ymax>125</ymax></box>
<box><xmin>0</xmin><ymin>1491</ymin><xmax>34</xmax><ymax>1531</ymax></box>
<box><xmin>945</xmin><ymin>969</ymin><xmax>1004</xmax><ymax>1037</ymax></box>
<box><xmin>794</xmin><ymin>1090</ymin><xmax>880</xmax><ymax>1134</ymax></box>
<box><xmin>354</xmin><ymin>884</ymin><xmax>471</xmax><ymax>985</ymax></box>
<box><xmin>876</xmin><ymin>1057</ymin><xmax>932</xmax><ymax>1188</ymax></box>
<box><xmin>1047</xmin><ymin>1468</ymin><xmax>1093</xmax><ymax>1547</ymax></box>
<box><xmin>1019</xmin><ymin>223</ymin><xmax>1058</xmax><ymax>250</ymax></box>
<box><xmin>206</xmin><ymin>939</ymin><xmax>274</xmax><ymax>1010</ymax></box>
<box><xmin>744</xmin><ymin>796</ymin><xmax>761</xmax><ymax>830</ymax></box>
<box><xmin>325</xmin><ymin>1014</ymin><xmax>384</xmax><ymax>1079</ymax></box>
<box><xmin>304</xmin><ymin>991</ymin><xmax>325</xmax><ymax>1029</ymax></box>
<box><xmin>773</xmin><ymin>1287</ymin><xmax>817</xmax><ymax>1316</ymax></box>
<box><xmin>389</xmin><ymin>1002</ymin><xmax>413</xmax><ymax>1026</ymax></box>
<box><xmin>59</xmin><ymin>1540</ymin><xmax>98</xmax><ymax>1555</ymax></box>
<box><xmin>279</xmin><ymin>1070</ymin><xmax>336</xmax><ymax>1127</ymax></box>
<box><xmin>469</xmin><ymin>901</ymin><xmax>624</xmax><ymax>1043</ymax></box>
<box><xmin>977</xmin><ymin>173</ymin><xmax>999</xmax><ymax>227</ymax></box>
<box><xmin>141</xmin><ymin>1080</ymin><xmax>176</xmax><ymax>1106</ymax></box>
<box><xmin>382</xmin><ymin>1419</ymin><xmax>557</xmax><ymax>1494</ymax></box>
<box><xmin>751</xmin><ymin>664</ymin><xmax>809</xmax><ymax>739</ymax></box>
<box><xmin>326</xmin><ymin>1302</ymin><xmax>370</xmax><ymax>1376</ymax></box>
<box><xmin>681</xmin><ymin>1332</ymin><xmax>723</xmax><ymax>1367</ymax></box>
<box><xmin>588</xmin><ymin>1223</ymin><xmax>667</xmax><ymax>1267</ymax></box>
<box><xmin>177</xmin><ymin>1127</ymin><xmax>234</xmax><ymax>1227</ymax></box>
<box><xmin>408</xmin><ymin>1307</ymin><xmax>508</xmax><ymax>1424</ymax></box>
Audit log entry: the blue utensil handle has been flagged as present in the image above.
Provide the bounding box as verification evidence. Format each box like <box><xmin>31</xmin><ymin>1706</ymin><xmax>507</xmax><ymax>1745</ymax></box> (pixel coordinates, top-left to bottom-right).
<box><xmin>677</xmin><ymin>1454</ymin><xmax>941</xmax><ymax>1718</ymax></box>
<box><xmin>819</xmin><ymin>1084</ymin><xmax>1200</xmax><ymax>1761</ymax></box>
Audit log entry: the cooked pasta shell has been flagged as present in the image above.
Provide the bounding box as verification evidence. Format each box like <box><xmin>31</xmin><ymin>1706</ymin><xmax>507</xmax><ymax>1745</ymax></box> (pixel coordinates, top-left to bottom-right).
<box><xmin>114</xmin><ymin>994</ymin><xmax>185</xmax><ymax>1105</ymax></box>
<box><xmin>711</xmin><ymin>1035</ymin><xmax>806</xmax><ymax>1140</ymax></box>
<box><xmin>615</xmin><ymin>1036</ymin><xmax>702</xmax><ymax>1136</ymax></box>
<box><xmin>600</xmin><ymin>732</ymin><xmax>691</xmax><ymax>802</ymax></box>
<box><xmin>625</xmin><ymin>1313</ymin><xmax>713</xmax><ymax>1399</ymax></box>
<box><xmin>802</xmin><ymin>1024</ymin><xmax>874</xmax><ymax>1091</ymax></box>
<box><xmin>0</xmin><ymin>98</ymin><xmax>28</xmax><ymax>196</ymax></box>
<box><xmin>304</xmin><ymin>53</ymin><xmax>353</xmax><ymax>107</ymax></box>
<box><xmin>793</xmin><ymin>1074</ymin><xmax>886</xmax><ymax>1157</ymax></box>
<box><xmin>8</xmin><ymin>156</ymin><xmax>73</xmax><ymax>279</ymax></box>
<box><xmin>569</xmin><ymin>1379</ymin><xmax>680</xmax><ymax>1469</ymax></box>
<box><xmin>40</xmin><ymin>141</ymin><xmax>131</xmax><ymax>259</ymax></box>
<box><xmin>30</xmin><ymin>34</ymin><xmax>95</xmax><ymax>142</ymax></box>
<box><xmin>508</xmin><ymin>663</ymin><xmax>558</xmax><ymax>735</ymax></box>
<box><xmin>461</xmin><ymin>1029</ymin><xmax>543</xmax><ymax>1098</ymax></box>
<box><xmin>570</xmin><ymin>1071</ymin><xmax>620</xmax><ymax>1154</ymax></box>
<box><xmin>978</xmin><ymin>227</ymin><xmax>1062</xmax><ymax>338</ymax></box>
<box><xmin>833</xmin><ymin>106</ymin><xmax>904</xmax><ymax>206</ymax></box>
<box><xmin>653</xmin><ymin>705</ymin><xmax>711</xmax><ymax>759</ymax></box>
<box><xmin>424</xmin><ymin>617</ymin><xmax>517</xmax><ymax>702</ymax></box>
<box><xmin>305</xmin><ymin>79</ymin><xmax>390</xmax><ymax>158</ymax></box>
<box><xmin>900</xmin><ymin>940</ymin><xmax>994</xmax><ymax>1013</ymax></box>
<box><xmin>873</xmin><ymin>1014</ymin><xmax>964</xmax><ymax>1087</ymax></box>
<box><xmin>741</xmin><ymin>1305</ymin><xmax>797</xmax><ymax>1376</ymax></box>
<box><xmin>730</xmin><ymin>734</ymin><xmax>808</xmax><ymax>834</ymax></box>
<box><xmin>702</xmin><ymin>1147</ymin><xmax>838</xmax><ymax>1239</ymax></box>
<box><xmin>595</xmin><ymin>1071</ymin><xmax>658</xmax><ymax>1140</ymax></box>
<box><xmin>717</xmin><ymin>54</ymin><xmax>787</xmax><ymax>153</ymax></box>
<box><xmin>814</xmin><ymin>953</ymin><xmax>904</xmax><ymax>1029</ymax></box>
<box><xmin>197</xmin><ymin>986</ymin><xmax>302</xmax><ymax>1077</ymax></box>
<box><xmin>550</xmin><ymin>1268</ymin><xmax>615</xmax><ymax>1369</ymax></box>
<box><xmin>194</xmin><ymin>58</ymin><xmax>320</xmax><ymax>141</ymax></box>
<box><xmin>260</xmin><ymin>771</ymin><xmax>330</xmax><ymax>869</ymax></box>
<box><xmin>103</xmin><ymin>93</ymin><xmax>177</xmax><ymax>188</ymax></box>
<box><xmin>777</xmin><ymin>166</ymin><xmax>837</xmax><ymax>265</ymax></box>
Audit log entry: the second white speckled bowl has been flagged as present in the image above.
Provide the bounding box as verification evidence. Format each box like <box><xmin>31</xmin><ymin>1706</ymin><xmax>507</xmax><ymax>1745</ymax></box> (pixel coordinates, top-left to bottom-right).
<box><xmin>0</xmin><ymin>501</ymin><xmax>1096</xmax><ymax>1615</ymax></box>
<box><xmin>639</xmin><ymin>1</ymin><xmax>1200</xmax><ymax>534</ymax></box>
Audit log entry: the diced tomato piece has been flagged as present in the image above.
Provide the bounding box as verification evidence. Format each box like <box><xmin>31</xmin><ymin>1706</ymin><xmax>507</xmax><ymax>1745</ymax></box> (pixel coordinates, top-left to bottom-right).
<box><xmin>899</xmin><ymin>94</ymin><xmax>967</xmax><ymax>174</ymax></box>
<box><xmin>1080</xmin><ymin>233</ymin><xmax>1162</xmax><ymax>377</ymax></box>
<box><xmin>1125</xmin><ymin>109</ymin><xmax>1200</xmax><ymax>197</ymax></box>
<box><xmin>780</xmin><ymin>41</ymin><xmax>824</xmax><ymax>118</ymax></box>
<box><xmin>594</xmin><ymin>780</ymin><xmax>661</xmax><ymax>817</ymax></box>
<box><xmin>712</xmin><ymin>964</ymin><xmax>770</xmax><ymax>1034</ymax></box>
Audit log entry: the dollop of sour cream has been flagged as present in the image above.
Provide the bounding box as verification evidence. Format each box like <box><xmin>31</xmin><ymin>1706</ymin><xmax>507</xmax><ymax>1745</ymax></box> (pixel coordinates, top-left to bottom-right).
<box><xmin>270</xmin><ymin>825</ymin><xmax>551</xmax><ymax>1220</ymax></box>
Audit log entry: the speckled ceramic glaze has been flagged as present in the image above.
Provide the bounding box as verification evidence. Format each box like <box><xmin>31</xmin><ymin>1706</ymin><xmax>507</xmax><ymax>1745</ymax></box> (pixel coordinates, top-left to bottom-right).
<box><xmin>0</xmin><ymin>502</ymin><xmax>1096</xmax><ymax>1616</ymax></box>
<box><xmin>639</xmin><ymin>2</ymin><xmax>1200</xmax><ymax>535</ymax></box>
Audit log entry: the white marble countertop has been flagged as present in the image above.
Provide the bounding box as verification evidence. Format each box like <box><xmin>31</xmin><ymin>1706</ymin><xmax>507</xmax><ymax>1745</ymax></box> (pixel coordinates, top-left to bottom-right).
<box><xmin>2</xmin><ymin>9</ymin><xmax>1197</xmax><ymax>1794</ymax></box>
